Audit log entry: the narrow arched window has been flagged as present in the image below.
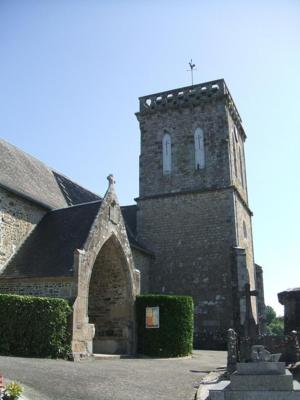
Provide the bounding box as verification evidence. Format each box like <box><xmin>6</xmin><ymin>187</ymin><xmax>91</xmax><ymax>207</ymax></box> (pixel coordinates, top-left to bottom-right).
<box><xmin>194</xmin><ymin>128</ymin><xmax>205</xmax><ymax>170</ymax></box>
<box><xmin>232</xmin><ymin>130</ymin><xmax>238</xmax><ymax>177</ymax></box>
<box><xmin>234</xmin><ymin>126</ymin><xmax>239</xmax><ymax>142</ymax></box>
<box><xmin>238</xmin><ymin>146</ymin><xmax>245</xmax><ymax>188</ymax></box>
<box><xmin>162</xmin><ymin>133</ymin><xmax>172</xmax><ymax>175</ymax></box>
<box><xmin>243</xmin><ymin>221</ymin><xmax>248</xmax><ymax>239</ymax></box>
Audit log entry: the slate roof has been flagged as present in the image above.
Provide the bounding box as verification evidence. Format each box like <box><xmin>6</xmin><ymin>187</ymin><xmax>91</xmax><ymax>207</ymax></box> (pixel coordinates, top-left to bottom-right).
<box><xmin>1</xmin><ymin>201</ymin><xmax>152</xmax><ymax>278</ymax></box>
<box><xmin>121</xmin><ymin>205</ymin><xmax>137</xmax><ymax>237</ymax></box>
<box><xmin>1</xmin><ymin>201</ymin><xmax>102</xmax><ymax>278</ymax></box>
<box><xmin>0</xmin><ymin>138</ymin><xmax>100</xmax><ymax>209</ymax></box>
<box><xmin>121</xmin><ymin>205</ymin><xmax>154</xmax><ymax>256</ymax></box>
<box><xmin>0</xmin><ymin>139</ymin><xmax>153</xmax><ymax>278</ymax></box>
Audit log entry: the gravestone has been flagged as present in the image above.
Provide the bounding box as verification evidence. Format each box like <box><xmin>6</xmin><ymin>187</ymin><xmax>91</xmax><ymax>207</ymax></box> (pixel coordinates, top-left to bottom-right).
<box><xmin>209</xmin><ymin>345</ymin><xmax>300</xmax><ymax>399</ymax></box>
<box><xmin>227</xmin><ymin>328</ymin><xmax>238</xmax><ymax>374</ymax></box>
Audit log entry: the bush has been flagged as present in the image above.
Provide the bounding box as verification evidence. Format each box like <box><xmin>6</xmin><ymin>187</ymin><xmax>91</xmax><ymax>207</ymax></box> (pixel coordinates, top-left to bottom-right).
<box><xmin>136</xmin><ymin>295</ymin><xmax>193</xmax><ymax>357</ymax></box>
<box><xmin>4</xmin><ymin>381</ymin><xmax>23</xmax><ymax>399</ymax></box>
<box><xmin>266</xmin><ymin>317</ymin><xmax>284</xmax><ymax>336</ymax></box>
<box><xmin>265</xmin><ymin>305</ymin><xmax>284</xmax><ymax>336</ymax></box>
<box><xmin>0</xmin><ymin>294</ymin><xmax>72</xmax><ymax>358</ymax></box>
<box><xmin>265</xmin><ymin>305</ymin><xmax>276</xmax><ymax>325</ymax></box>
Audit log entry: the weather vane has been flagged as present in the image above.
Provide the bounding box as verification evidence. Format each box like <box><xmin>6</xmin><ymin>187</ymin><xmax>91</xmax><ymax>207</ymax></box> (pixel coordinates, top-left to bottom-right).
<box><xmin>187</xmin><ymin>59</ymin><xmax>196</xmax><ymax>86</ymax></box>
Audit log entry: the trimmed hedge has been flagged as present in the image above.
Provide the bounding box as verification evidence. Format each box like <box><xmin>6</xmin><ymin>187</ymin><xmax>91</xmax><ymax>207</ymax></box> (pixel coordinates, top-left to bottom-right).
<box><xmin>0</xmin><ymin>294</ymin><xmax>72</xmax><ymax>358</ymax></box>
<box><xmin>136</xmin><ymin>295</ymin><xmax>193</xmax><ymax>357</ymax></box>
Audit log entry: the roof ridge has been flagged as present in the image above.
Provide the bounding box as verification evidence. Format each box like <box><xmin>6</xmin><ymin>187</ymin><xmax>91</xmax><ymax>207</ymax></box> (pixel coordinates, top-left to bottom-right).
<box><xmin>51</xmin><ymin>199</ymin><xmax>102</xmax><ymax>213</ymax></box>
<box><xmin>1</xmin><ymin>137</ymin><xmax>48</xmax><ymax>167</ymax></box>
<box><xmin>121</xmin><ymin>204</ymin><xmax>137</xmax><ymax>209</ymax></box>
<box><xmin>52</xmin><ymin>170</ymin><xmax>101</xmax><ymax>200</ymax></box>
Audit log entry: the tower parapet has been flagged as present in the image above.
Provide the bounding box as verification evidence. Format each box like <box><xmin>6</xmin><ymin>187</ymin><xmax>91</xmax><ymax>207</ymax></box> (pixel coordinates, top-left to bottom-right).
<box><xmin>137</xmin><ymin>79</ymin><xmax>244</xmax><ymax>136</ymax></box>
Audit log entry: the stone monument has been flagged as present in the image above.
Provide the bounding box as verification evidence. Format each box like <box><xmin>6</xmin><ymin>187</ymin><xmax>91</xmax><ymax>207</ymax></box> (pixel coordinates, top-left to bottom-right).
<box><xmin>227</xmin><ymin>328</ymin><xmax>238</xmax><ymax>375</ymax></box>
<box><xmin>209</xmin><ymin>345</ymin><xmax>300</xmax><ymax>399</ymax></box>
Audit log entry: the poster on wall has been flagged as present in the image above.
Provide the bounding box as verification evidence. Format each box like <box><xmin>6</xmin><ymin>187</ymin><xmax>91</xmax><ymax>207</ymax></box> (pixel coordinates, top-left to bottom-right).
<box><xmin>146</xmin><ymin>306</ymin><xmax>159</xmax><ymax>328</ymax></box>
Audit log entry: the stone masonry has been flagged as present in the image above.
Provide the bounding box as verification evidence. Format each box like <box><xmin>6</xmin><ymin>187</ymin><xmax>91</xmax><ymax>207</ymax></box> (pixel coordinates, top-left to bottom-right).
<box><xmin>0</xmin><ymin>186</ymin><xmax>45</xmax><ymax>270</ymax></box>
<box><xmin>71</xmin><ymin>179</ymin><xmax>140</xmax><ymax>357</ymax></box>
<box><xmin>131</xmin><ymin>247</ymin><xmax>151</xmax><ymax>293</ymax></box>
<box><xmin>0</xmin><ymin>175</ymin><xmax>140</xmax><ymax>358</ymax></box>
<box><xmin>278</xmin><ymin>288</ymin><xmax>300</xmax><ymax>334</ymax></box>
<box><xmin>0</xmin><ymin>79</ymin><xmax>264</xmax><ymax>353</ymax></box>
<box><xmin>136</xmin><ymin>80</ymin><xmax>261</xmax><ymax>347</ymax></box>
<box><xmin>0</xmin><ymin>277</ymin><xmax>73</xmax><ymax>298</ymax></box>
<box><xmin>88</xmin><ymin>236</ymin><xmax>132</xmax><ymax>354</ymax></box>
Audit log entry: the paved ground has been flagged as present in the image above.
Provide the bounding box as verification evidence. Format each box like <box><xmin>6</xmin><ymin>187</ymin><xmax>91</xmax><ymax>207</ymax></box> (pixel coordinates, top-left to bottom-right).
<box><xmin>0</xmin><ymin>350</ymin><xmax>226</xmax><ymax>400</ymax></box>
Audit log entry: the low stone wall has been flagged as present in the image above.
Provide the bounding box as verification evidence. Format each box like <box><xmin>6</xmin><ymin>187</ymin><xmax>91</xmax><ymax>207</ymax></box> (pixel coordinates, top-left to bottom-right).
<box><xmin>0</xmin><ymin>277</ymin><xmax>74</xmax><ymax>299</ymax></box>
<box><xmin>194</xmin><ymin>328</ymin><xmax>227</xmax><ymax>350</ymax></box>
<box><xmin>239</xmin><ymin>333</ymin><xmax>300</xmax><ymax>363</ymax></box>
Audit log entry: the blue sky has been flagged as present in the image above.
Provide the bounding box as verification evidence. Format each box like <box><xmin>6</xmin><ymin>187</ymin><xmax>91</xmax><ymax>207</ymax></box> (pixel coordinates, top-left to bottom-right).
<box><xmin>0</xmin><ymin>0</ymin><xmax>299</xmax><ymax>315</ymax></box>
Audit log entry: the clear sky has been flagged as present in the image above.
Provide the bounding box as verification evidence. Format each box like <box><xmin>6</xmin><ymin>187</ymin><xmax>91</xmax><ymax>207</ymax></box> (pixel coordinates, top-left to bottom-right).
<box><xmin>0</xmin><ymin>0</ymin><xmax>299</xmax><ymax>315</ymax></box>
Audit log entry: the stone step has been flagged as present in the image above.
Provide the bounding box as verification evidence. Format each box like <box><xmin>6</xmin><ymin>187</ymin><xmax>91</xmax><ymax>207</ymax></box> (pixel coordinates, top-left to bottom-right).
<box><xmin>294</xmin><ymin>381</ymin><xmax>300</xmax><ymax>391</ymax></box>
<box><xmin>93</xmin><ymin>354</ymin><xmax>133</xmax><ymax>360</ymax></box>
<box><xmin>209</xmin><ymin>379</ymin><xmax>300</xmax><ymax>400</ymax></box>
<box><xmin>236</xmin><ymin>362</ymin><xmax>286</xmax><ymax>375</ymax></box>
<box><xmin>93</xmin><ymin>354</ymin><xmax>122</xmax><ymax>360</ymax></box>
<box><xmin>209</xmin><ymin>380</ymin><xmax>230</xmax><ymax>400</ymax></box>
<box><xmin>230</xmin><ymin>370</ymin><xmax>294</xmax><ymax>391</ymax></box>
<box><xmin>220</xmin><ymin>390</ymin><xmax>300</xmax><ymax>400</ymax></box>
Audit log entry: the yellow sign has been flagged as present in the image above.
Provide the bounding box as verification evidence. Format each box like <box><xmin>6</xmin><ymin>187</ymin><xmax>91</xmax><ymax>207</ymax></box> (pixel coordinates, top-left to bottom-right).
<box><xmin>146</xmin><ymin>306</ymin><xmax>159</xmax><ymax>328</ymax></box>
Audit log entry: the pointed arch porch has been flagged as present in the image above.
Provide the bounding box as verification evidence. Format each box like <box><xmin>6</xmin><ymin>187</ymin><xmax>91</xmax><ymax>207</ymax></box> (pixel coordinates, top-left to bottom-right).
<box><xmin>71</xmin><ymin>185</ymin><xmax>140</xmax><ymax>359</ymax></box>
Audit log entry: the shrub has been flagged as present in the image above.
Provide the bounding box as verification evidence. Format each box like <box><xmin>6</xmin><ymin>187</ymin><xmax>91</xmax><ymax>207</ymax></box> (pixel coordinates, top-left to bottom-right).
<box><xmin>265</xmin><ymin>305</ymin><xmax>276</xmax><ymax>325</ymax></box>
<box><xmin>0</xmin><ymin>294</ymin><xmax>72</xmax><ymax>358</ymax></box>
<box><xmin>136</xmin><ymin>295</ymin><xmax>193</xmax><ymax>357</ymax></box>
<box><xmin>4</xmin><ymin>381</ymin><xmax>23</xmax><ymax>399</ymax></box>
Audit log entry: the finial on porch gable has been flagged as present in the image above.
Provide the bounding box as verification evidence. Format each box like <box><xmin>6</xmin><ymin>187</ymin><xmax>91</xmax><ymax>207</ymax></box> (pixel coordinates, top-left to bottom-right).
<box><xmin>107</xmin><ymin>174</ymin><xmax>116</xmax><ymax>187</ymax></box>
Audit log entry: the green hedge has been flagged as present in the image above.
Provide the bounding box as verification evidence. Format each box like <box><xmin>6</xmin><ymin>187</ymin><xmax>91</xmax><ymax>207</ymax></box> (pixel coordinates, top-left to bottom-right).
<box><xmin>136</xmin><ymin>295</ymin><xmax>194</xmax><ymax>357</ymax></box>
<box><xmin>0</xmin><ymin>294</ymin><xmax>72</xmax><ymax>358</ymax></box>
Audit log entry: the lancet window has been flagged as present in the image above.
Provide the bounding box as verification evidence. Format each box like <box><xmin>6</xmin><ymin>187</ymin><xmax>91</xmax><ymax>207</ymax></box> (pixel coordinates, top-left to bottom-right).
<box><xmin>194</xmin><ymin>128</ymin><xmax>205</xmax><ymax>170</ymax></box>
<box><xmin>162</xmin><ymin>133</ymin><xmax>172</xmax><ymax>175</ymax></box>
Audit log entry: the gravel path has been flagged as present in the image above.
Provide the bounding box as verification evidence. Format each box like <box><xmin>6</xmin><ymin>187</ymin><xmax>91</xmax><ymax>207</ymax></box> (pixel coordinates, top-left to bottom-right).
<box><xmin>0</xmin><ymin>350</ymin><xmax>226</xmax><ymax>400</ymax></box>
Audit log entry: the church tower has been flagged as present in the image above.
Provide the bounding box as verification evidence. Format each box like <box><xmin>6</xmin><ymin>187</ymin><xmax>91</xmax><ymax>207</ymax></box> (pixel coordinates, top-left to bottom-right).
<box><xmin>135</xmin><ymin>79</ymin><xmax>261</xmax><ymax>347</ymax></box>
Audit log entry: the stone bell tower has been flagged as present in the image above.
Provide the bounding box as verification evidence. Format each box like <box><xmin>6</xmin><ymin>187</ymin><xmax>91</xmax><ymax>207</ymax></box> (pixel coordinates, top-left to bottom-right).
<box><xmin>135</xmin><ymin>79</ymin><xmax>262</xmax><ymax>348</ymax></box>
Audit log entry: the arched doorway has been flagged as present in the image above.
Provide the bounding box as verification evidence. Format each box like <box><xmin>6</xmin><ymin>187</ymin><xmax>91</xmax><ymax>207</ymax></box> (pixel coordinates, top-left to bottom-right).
<box><xmin>88</xmin><ymin>235</ymin><xmax>134</xmax><ymax>354</ymax></box>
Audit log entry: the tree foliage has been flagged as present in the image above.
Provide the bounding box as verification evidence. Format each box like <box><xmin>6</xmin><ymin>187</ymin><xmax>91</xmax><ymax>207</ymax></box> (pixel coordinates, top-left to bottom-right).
<box><xmin>265</xmin><ymin>305</ymin><xmax>284</xmax><ymax>336</ymax></box>
<box><xmin>265</xmin><ymin>305</ymin><xmax>276</xmax><ymax>325</ymax></box>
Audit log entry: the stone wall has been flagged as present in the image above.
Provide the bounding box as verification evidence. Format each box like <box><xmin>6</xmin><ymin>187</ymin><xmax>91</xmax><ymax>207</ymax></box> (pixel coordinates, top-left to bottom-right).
<box><xmin>239</xmin><ymin>333</ymin><xmax>300</xmax><ymax>363</ymax></box>
<box><xmin>255</xmin><ymin>264</ymin><xmax>266</xmax><ymax>332</ymax></box>
<box><xmin>137</xmin><ymin>189</ymin><xmax>237</xmax><ymax>347</ymax></box>
<box><xmin>136</xmin><ymin>81</ymin><xmax>262</xmax><ymax>348</ymax></box>
<box><xmin>72</xmin><ymin>181</ymin><xmax>140</xmax><ymax>357</ymax></box>
<box><xmin>227</xmin><ymin>112</ymin><xmax>248</xmax><ymax>203</ymax></box>
<box><xmin>88</xmin><ymin>236</ymin><xmax>131</xmax><ymax>354</ymax></box>
<box><xmin>228</xmin><ymin>111</ymin><xmax>259</xmax><ymax>325</ymax></box>
<box><xmin>284</xmin><ymin>299</ymin><xmax>300</xmax><ymax>333</ymax></box>
<box><xmin>0</xmin><ymin>187</ymin><xmax>46</xmax><ymax>271</ymax></box>
<box><xmin>0</xmin><ymin>277</ymin><xmax>74</xmax><ymax>298</ymax></box>
<box><xmin>278</xmin><ymin>289</ymin><xmax>300</xmax><ymax>334</ymax></box>
<box><xmin>131</xmin><ymin>247</ymin><xmax>151</xmax><ymax>293</ymax></box>
<box><xmin>137</xmin><ymin>98</ymin><xmax>231</xmax><ymax>198</ymax></box>
<box><xmin>234</xmin><ymin>194</ymin><xmax>257</xmax><ymax>321</ymax></box>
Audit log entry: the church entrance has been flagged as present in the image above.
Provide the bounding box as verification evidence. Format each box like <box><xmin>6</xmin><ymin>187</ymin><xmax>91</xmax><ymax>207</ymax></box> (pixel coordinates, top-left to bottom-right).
<box><xmin>88</xmin><ymin>235</ymin><xmax>134</xmax><ymax>354</ymax></box>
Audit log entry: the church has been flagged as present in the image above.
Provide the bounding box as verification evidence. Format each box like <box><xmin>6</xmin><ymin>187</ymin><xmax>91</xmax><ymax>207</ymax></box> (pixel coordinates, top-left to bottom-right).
<box><xmin>0</xmin><ymin>79</ymin><xmax>265</xmax><ymax>358</ymax></box>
